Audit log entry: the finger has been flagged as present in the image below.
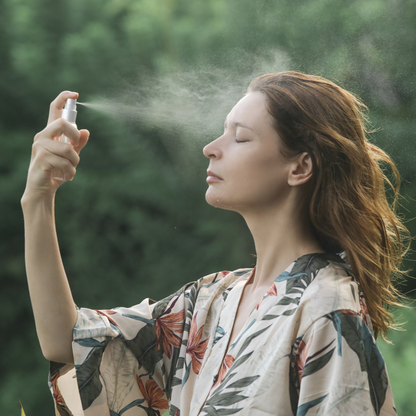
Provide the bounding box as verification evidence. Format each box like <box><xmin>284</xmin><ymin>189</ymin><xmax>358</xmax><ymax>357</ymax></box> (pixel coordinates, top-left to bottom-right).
<box><xmin>35</xmin><ymin>118</ymin><xmax>81</xmax><ymax>147</ymax></box>
<box><xmin>42</xmin><ymin>153</ymin><xmax>77</xmax><ymax>181</ymax></box>
<box><xmin>29</xmin><ymin>147</ymin><xmax>78</xmax><ymax>183</ymax></box>
<box><xmin>47</xmin><ymin>91</ymin><xmax>79</xmax><ymax>125</ymax></box>
<box><xmin>32</xmin><ymin>138</ymin><xmax>81</xmax><ymax>168</ymax></box>
<box><xmin>73</xmin><ymin>129</ymin><xmax>90</xmax><ymax>155</ymax></box>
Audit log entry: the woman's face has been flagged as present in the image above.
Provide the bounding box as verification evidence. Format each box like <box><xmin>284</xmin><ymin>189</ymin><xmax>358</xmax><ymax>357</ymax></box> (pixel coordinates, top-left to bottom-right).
<box><xmin>203</xmin><ymin>91</ymin><xmax>295</xmax><ymax>214</ymax></box>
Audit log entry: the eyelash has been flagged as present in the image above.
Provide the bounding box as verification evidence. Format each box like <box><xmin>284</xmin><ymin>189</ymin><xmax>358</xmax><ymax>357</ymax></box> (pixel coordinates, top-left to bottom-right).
<box><xmin>222</xmin><ymin>126</ymin><xmax>249</xmax><ymax>143</ymax></box>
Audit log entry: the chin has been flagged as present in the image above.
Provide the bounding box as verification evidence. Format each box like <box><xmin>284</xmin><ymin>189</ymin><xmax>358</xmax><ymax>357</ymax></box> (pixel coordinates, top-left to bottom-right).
<box><xmin>205</xmin><ymin>190</ymin><xmax>242</xmax><ymax>212</ymax></box>
<box><xmin>205</xmin><ymin>192</ymin><xmax>221</xmax><ymax>209</ymax></box>
<box><xmin>205</xmin><ymin>189</ymin><xmax>227</xmax><ymax>209</ymax></box>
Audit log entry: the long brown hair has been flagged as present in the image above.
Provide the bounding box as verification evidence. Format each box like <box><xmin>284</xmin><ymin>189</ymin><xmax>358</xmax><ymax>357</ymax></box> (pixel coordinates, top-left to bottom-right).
<box><xmin>249</xmin><ymin>71</ymin><xmax>411</xmax><ymax>338</ymax></box>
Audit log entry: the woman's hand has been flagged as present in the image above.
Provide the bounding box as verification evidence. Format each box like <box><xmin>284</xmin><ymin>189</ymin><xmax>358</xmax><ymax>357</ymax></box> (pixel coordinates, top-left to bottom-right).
<box><xmin>23</xmin><ymin>91</ymin><xmax>90</xmax><ymax>201</ymax></box>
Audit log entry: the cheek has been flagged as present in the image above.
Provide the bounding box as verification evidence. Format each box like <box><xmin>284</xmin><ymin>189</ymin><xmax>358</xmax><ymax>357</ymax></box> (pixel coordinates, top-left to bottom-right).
<box><xmin>238</xmin><ymin>155</ymin><xmax>290</xmax><ymax>200</ymax></box>
<box><xmin>241</xmin><ymin>154</ymin><xmax>285</xmax><ymax>186</ymax></box>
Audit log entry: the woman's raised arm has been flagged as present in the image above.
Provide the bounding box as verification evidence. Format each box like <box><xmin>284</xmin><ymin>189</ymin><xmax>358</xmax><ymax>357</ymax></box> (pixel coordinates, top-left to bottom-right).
<box><xmin>21</xmin><ymin>91</ymin><xmax>90</xmax><ymax>363</ymax></box>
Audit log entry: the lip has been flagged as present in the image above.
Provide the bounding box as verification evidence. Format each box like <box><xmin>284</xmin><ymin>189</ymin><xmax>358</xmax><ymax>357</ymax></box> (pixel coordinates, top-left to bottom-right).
<box><xmin>206</xmin><ymin>169</ymin><xmax>223</xmax><ymax>183</ymax></box>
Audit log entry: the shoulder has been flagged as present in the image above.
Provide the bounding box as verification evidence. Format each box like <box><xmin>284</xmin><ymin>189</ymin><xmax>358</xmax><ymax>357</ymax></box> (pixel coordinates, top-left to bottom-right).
<box><xmin>298</xmin><ymin>253</ymin><xmax>372</xmax><ymax>331</ymax></box>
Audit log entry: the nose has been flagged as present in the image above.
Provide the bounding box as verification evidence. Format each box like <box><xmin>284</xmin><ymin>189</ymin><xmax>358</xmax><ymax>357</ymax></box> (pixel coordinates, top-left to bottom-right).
<box><xmin>203</xmin><ymin>136</ymin><xmax>222</xmax><ymax>159</ymax></box>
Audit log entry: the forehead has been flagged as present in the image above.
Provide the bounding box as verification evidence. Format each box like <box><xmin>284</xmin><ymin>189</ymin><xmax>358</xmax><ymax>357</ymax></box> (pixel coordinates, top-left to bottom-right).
<box><xmin>225</xmin><ymin>91</ymin><xmax>274</xmax><ymax>133</ymax></box>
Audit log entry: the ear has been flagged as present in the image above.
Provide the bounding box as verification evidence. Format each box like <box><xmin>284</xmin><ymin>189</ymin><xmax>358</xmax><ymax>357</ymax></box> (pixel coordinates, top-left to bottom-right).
<box><xmin>288</xmin><ymin>152</ymin><xmax>313</xmax><ymax>187</ymax></box>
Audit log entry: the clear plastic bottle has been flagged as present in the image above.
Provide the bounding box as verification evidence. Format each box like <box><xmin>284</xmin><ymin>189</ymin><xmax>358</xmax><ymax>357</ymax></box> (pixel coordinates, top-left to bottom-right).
<box><xmin>52</xmin><ymin>98</ymin><xmax>77</xmax><ymax>182</ymax></box>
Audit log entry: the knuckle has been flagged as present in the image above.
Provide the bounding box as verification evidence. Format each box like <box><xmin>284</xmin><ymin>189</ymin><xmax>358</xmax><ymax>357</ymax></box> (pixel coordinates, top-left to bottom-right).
<box><xmin>62</xmin><ymin>143</ymin><xmax>73</xmax><ymax>156</ymax></box>
<box><xmin>32</xmin><ymin>140</ymin><xmax>42</xmax><ymax>152</ymax></box>
<box><xmin>50</xmin><ymin>98</ymin><xmax>59</xmax><ymax>109</ymax></box>
<box><xmin>57</xmin><ymin>118</ymin><xmax>66</xmax><ymax>128</ymax></box>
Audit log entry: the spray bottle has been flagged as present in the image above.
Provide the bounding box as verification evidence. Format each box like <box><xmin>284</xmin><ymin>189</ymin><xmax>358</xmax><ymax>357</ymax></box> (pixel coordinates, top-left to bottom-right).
<box><xmin>52</xmin><ymin>98</ymin><xmax>78</xmax><ymax>182</ymax></box>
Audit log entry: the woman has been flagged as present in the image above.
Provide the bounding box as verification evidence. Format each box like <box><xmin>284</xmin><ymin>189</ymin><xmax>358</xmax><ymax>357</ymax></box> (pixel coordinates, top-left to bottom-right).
<box><xmin>22</xmin><ymin>72</ymin><xmax>408</xmax><ymax>416</ymax></box>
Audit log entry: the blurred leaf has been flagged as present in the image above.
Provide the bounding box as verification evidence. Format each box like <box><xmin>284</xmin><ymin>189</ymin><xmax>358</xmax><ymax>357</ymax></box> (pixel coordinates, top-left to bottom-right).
<box><xmin>20</xmin><ymin>402</ymin><xmax>26</xmax><ymax>416</ymax></box>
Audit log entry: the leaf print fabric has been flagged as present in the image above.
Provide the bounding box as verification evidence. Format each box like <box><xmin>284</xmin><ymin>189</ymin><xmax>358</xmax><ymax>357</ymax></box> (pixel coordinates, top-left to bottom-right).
<box><xmin>186</xmin><ymin>312</ymin><xmax>210</xmax><ymax>375</ymax></box>
<box><xmin>213</xmin><ymin>354</ymin><xmax>235</xmax><ymax>387</ymax></box>
<box><xmin>136</xmin><ymin>377</ymin><xmax>169</xmax><ymax>410</ymax></box>
<box><xmin>49</xmin><ymin>253</ymin><xmax>397</xmax><ymax>416</ymax></box>
<box><xmin>154</xmin><ymin>302</ymin><xmax>184</xmax><ymax>359</ymax></box>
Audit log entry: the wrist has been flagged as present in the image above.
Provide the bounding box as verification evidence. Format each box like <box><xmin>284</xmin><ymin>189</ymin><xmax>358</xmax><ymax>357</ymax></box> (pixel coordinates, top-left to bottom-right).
<box><xmin>21</xmin><ymin>190</ymin><xmax>55</xmax><ymax>211</ymax></box>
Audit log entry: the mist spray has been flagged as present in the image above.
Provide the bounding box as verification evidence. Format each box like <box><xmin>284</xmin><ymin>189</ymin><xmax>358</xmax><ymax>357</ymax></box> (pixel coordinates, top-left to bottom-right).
<box><xmin>52</xmin><ymin>98</ymin><xmax>78</xmax><ymax>181</ymax></box>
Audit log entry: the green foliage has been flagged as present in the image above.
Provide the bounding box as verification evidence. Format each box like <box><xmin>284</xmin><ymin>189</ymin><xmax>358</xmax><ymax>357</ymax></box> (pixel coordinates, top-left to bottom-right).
<box><xmin>378</xmin><ymin>306</ymin><xmax>416</xmax><ymax>415</ymax></box>
<box><xmin>0</xmin><ymin>0</ymin><xmax>415</xmax><ymax>414</ymax></box>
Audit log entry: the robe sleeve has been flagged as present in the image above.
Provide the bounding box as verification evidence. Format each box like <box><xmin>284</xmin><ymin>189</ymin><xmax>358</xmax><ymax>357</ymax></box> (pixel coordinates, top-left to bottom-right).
<box><xmin>49</xmin><ymin>280</ymin><xmax>197</xmax><ymax>416</ymax></box>
<box><xmin>292</xmin><ymin>310</ymin><xmax>396</xmax><ymax>416</ymax></box>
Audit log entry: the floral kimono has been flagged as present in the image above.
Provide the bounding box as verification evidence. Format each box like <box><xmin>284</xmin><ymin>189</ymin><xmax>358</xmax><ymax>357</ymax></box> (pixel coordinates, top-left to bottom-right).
<box><xmin>50</xmin><ymin>252</ymin><xmax>396</xmax><ymax>416</ymax></box>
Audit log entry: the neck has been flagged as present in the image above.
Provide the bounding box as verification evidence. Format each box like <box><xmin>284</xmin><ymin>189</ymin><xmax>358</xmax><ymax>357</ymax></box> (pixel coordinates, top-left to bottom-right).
<box><xmin>241</xmin><ymin>199</ymin><xmax>324</xmax><ymax>292</ymax></box>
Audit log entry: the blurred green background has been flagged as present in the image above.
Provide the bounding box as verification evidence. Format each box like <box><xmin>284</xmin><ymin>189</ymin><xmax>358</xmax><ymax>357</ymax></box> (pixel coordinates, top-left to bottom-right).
<box><xmin>1</xmin><ymin>0</ymin><xmax>415</xmax><ymax>414</ymax></box>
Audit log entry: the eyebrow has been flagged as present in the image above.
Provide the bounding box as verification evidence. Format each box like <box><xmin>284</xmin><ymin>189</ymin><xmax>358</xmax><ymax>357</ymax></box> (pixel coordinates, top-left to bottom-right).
<box><xmin>224</xmin><ymin>120</ymin><xmax>255</xmax><ymax>132</ymax></box>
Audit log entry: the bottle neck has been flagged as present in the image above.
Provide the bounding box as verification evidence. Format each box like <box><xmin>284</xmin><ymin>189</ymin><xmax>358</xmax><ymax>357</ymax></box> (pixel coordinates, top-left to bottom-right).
<box><xmin>62</xmin><ymin>108</ymin><xmax>77</xmax><ymax>123</ymax></box>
